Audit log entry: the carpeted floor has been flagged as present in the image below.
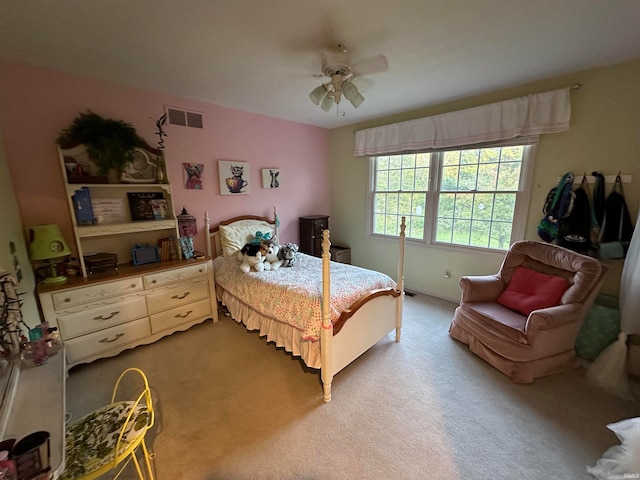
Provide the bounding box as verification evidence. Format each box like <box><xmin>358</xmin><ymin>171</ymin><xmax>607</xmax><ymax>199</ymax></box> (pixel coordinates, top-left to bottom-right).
<box><xmin>65</xmin><ymin>293</ymin><xmax>640</xmax><ymax>479</ymax></box>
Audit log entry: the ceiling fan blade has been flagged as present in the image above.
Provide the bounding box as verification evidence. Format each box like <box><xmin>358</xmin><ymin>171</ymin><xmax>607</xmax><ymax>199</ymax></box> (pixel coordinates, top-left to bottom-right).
<box><xmin>352</xmin><ymin>54</ymin><xmax>388</xmax><ymax>76</ymax></box>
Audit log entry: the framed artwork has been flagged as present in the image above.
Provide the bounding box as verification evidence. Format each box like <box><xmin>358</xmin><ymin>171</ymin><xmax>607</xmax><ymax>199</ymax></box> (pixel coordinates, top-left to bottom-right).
<box><xmin>120</xmin><ymin>148</ymin><xmax>157</xmax><ymax>183</ymax></box>
<box><xmin>183</xmin><ymin>163</ymin><xmax>204</xmax><ymax>190</ymax></box>
<box><xmin>261</xmin><ymin>168</ymin><xmax>280</xmax><ymax>189</ymax></box>
<box><xmin>218</xmin><ymin>160</ymin><xmax>250</xmax><ymax>195</ymax></box>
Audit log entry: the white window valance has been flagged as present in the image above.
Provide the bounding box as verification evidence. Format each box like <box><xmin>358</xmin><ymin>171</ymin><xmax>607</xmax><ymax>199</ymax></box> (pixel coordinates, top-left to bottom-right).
<box><xmin>354</xmin><ymin>88</ymin><xmax>571</xmax><ymax>156</ymax></box>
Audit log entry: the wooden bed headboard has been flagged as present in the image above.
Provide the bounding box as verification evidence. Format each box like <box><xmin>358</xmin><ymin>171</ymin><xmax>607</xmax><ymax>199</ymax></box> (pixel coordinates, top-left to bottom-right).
<box><xmin>205</xmin><ymin>208</ymin><xmax>278</xmax><ymax>258</ymax></box>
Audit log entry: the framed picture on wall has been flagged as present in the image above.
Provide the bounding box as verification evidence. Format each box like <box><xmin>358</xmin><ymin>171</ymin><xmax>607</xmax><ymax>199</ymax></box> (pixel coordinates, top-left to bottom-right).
<box><xmin>218</xmin><ymin>160</ymin><xmax>250</xmax><ymax>195</ymax></box>
<box><xmin>261</xmin><ymin>168</ymin><xmax>280</xmax><ymax>189</ymax></box>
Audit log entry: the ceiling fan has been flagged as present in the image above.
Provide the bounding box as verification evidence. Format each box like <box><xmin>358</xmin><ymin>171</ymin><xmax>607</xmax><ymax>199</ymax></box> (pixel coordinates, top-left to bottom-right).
<box><xmin>309</xmin><ymin>44</ymin><xmax>388</xmax><ymax>112</ymax></box>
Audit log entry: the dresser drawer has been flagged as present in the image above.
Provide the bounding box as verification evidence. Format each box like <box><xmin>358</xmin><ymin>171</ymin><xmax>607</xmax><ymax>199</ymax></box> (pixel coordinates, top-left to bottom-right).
<box><xmin>149</xmin><ymin>298</ymin><xmax>212</xmax><ymax>334</ymax></box>
<box><xmin>52</xmin><ymin>277</ymin><xmax>143</xmax><ymax>310</ymax></box>
<box><xmin>64</xmin><ymin>317</ymin><xmax>151</xmax><ymax>364</ymax></box>
<box><xmin>146</xmin><ymin>279</ymin><xmax>210</xmax><ymax>315</ymax></box>
<box><xmin>58</xmin><ymin>296</ymin><xmax>148</xmax><ymax>340</ymax></box>
<box><xmin>143</xmin><ymin>263</ymin><xmax>208</xmax><ymax>289</ymax></box>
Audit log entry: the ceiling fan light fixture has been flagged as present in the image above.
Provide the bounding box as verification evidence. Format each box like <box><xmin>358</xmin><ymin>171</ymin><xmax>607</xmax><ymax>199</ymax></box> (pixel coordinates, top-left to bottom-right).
<box><xmin>309</xmin><ymin>85</ymin><xmax>328</xmax><ymax>105</ymax></box>
<box><xmin>342</xmin><ymin>80</ymin><xmax>365</xmax><ymax>108</ymax></box>
<box><xmin>320</xmin><ymin>92</ymin><xmax>335</xmax><ymax>112</ymax></box>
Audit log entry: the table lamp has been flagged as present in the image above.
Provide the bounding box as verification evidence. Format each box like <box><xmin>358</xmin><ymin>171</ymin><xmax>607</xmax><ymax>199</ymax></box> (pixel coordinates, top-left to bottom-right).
<box><xmin>28</xmin><ymin>224</ymin><xmax>72</xmax><ymax>284</ymax></box>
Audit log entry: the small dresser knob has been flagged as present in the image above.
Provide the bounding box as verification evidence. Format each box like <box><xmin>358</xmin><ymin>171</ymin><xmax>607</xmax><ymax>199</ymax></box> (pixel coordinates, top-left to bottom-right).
<box><xmin>131</xmin><ymin>283</ymin><xmax>137</xmax><ymax>288</ymax></box>
<box><xmin>64</xmin><ymin>298</ymin><xmax>71</xmax><ymax>303</ymax></box>
<box><xmin>151</xmin><ymin>280</ymin><xmax>157</xmax><ymax>284</ymax></box>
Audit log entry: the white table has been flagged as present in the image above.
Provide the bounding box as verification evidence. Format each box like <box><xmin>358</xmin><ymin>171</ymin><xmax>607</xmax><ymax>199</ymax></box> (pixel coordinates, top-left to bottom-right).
<box><xmin>0</xmin><ymin>348</ymin><xmax>66</xmax><ymax>478</ymax></box>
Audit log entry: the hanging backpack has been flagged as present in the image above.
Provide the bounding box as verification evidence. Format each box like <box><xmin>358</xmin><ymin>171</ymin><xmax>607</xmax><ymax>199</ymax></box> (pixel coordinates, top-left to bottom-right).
<box><xmin>537</xmin><ymin>172</ymin><xmax>575</xmax><ymax>243</ymax></box>
<box><xmin>591</xmin><ymin>171</ymin><xmax>606</xmax><ymax>228</ymax></box>
<box><xmin>599</xmin><ymin>175</ymin><xmax>634</xmax><ymax>259</ymax></box>
<box><xmin>560</xmin><ymin>175</ymin><xmax>592</xmax><ymax>253</ymax></box>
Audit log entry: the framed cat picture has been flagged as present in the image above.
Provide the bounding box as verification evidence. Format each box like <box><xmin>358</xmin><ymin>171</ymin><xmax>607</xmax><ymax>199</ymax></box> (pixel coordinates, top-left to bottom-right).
<box><xmin>261</xmin><ymin>168</ymin><xmax>280</xmax><ymax>189</ymax></box>
<box><xmin>218</xmin><ymin>160</ymin><xmax>251</xmax><ymax>195</ymax></box>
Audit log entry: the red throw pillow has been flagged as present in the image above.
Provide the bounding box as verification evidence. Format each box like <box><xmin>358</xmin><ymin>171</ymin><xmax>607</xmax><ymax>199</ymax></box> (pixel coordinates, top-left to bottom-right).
<box><xmin>497</xmin><ymin>266</ymin><xmax>570</xmax><ymax>316</ymax></box>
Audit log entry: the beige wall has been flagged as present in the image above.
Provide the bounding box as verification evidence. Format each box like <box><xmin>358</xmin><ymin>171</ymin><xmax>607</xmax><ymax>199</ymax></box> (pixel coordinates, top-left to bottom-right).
<box><xmin>329</xmin><ymin>59</ymin><xmax>640</xmax><ymax>302</ymax></box>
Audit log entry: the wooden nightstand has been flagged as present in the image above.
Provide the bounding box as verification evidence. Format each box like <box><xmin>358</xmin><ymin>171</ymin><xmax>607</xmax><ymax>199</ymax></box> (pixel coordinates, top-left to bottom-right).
<box><xmin>330</xmin><ymin>246</ymin><xmax>351</xmax><ymax>264</ymax></box>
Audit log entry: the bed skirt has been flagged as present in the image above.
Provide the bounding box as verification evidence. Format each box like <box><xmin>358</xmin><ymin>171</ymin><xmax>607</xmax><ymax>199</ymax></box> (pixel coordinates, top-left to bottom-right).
<box><xmin>217</xmin><ymin>287</ymin><xmax>322</xmax><ymax>369</ymax></box>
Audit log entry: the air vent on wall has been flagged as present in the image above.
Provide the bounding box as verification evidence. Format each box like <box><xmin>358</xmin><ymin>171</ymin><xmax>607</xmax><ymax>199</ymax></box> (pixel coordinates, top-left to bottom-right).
<box><xmin>165</xmin><ymin>106</ymin><xmax>203</xmax><ymax>129</ymax></box>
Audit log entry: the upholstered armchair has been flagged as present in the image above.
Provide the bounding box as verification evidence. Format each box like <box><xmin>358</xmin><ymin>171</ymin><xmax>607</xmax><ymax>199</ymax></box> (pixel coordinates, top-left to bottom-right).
<box><xmin>449</xmin><ymin>240</ymin><xmax>608</xmax><ymax>384</ymax></box>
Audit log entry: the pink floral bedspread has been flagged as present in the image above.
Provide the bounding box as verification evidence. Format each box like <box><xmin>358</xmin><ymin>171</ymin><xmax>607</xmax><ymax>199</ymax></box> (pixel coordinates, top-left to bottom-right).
<box><xmin>213</xmin><ymin>253</ymin><xmax>396</xmax><ymax>340</ymax></box>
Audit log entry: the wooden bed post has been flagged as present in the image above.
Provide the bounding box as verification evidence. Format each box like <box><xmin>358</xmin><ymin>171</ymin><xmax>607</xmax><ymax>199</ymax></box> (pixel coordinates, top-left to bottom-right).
<box><xmin>396</xmin><ymin>216</ymin><xmax>406</xmax><ymax>342</ymax></box>
<box><xmin>320</xmin><ymin>228</ymin><xmax>333</xmax><ymax>402</ymax></box>
<box><xmin>273</xmin><ymin>206</ymin><xmax>279</xmax><ymax>241</ymax></box>
<box><xmin>205</xmin><ymin>211</ymin><xmax>212</xmax><ymax>258</ymax></box>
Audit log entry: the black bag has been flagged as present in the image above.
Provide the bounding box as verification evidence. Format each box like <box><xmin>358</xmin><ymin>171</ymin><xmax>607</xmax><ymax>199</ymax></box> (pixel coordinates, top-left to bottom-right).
<box><xmin>560</xmin><ymin>176</ymin><xmax>592</xmax><ymax>253</ymax></box>
<box><xmin>599</xmin><ymin>175</ymin><xmax>634</xmax><ymax>259</ymax></box>
<box><xmin>537</xmin><ymin>172</ymin><xmax>575</xmax><ymax>243</ymax></box>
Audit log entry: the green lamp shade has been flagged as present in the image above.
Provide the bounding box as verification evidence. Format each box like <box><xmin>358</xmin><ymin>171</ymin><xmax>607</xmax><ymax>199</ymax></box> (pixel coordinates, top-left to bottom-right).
<box><xmin>29</xmin><ymin>224</ymin><xmax>71</xmax><ymax>260</ymax></box>
<box><xmin>29</xmin><ymin>224</ymin><xmax>71</xmax><ymax>284</ymax></box>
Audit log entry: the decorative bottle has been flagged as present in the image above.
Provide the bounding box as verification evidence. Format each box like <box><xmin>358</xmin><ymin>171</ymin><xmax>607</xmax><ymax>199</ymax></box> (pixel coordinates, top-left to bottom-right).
<box><xmin>156</xmin><ymin>151</ymin><xmax>166</xmax><ymax>184</ymax></box>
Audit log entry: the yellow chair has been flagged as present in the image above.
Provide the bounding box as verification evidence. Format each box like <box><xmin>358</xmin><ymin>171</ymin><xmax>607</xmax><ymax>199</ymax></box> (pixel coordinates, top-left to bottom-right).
<box><xmin>61</xmin><ymin>368</ymin><xmax>155</xmax><ymax>480</ymax></box>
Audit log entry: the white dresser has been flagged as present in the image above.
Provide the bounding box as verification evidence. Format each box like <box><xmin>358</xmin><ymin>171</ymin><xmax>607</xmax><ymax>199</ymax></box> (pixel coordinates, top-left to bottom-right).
<box><xmin>38</xmin><ymin>258</ymin><xmax>217</xmax><ymax>370</ymax></box>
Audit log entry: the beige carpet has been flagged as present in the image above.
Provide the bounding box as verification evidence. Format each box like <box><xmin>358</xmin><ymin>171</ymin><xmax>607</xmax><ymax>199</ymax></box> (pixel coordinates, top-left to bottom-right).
<box><xmin>65</xmin><ymin>294</ymin><xmax>640</xmax><ymax>479</ymax></box>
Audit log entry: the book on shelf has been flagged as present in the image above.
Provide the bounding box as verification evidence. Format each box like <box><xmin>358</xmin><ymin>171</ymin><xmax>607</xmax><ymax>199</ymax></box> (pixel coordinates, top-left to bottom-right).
<box><xmin>127</xmin><ymin>192</ymin><xmax>164</xmax><ymax>221</ymax></box>
<box><xmin>157</xmin><ymin>237</ymin><xmax>179</xmax><ymax>261</ymax></box>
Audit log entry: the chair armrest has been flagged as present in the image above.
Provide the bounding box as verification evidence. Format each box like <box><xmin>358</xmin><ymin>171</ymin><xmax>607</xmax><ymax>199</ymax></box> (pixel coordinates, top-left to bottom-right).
<box><xmin>525</xmin><ymin>304</ymin><xmax>581</xmax><ymax>333</ymax></box>
<box><xmin>460</xmin><ymin>275</ymin><xmax>504</xmax><ymax>303</ymax></box>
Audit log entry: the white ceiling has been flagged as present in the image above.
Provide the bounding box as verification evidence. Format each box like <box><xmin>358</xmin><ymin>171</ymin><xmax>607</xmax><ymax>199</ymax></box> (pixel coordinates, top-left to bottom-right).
<box><xmin>1</xmin><ymin>1</ymin><xmax>640</xmax><ymax>129</ymax></box>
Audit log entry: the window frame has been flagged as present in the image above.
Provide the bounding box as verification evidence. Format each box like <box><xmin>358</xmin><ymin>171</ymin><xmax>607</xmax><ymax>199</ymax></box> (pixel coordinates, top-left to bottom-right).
<box><xmin>367</xmin><ymin>138</ymin><xmax>537</xmax><ymax>253</ymax></box>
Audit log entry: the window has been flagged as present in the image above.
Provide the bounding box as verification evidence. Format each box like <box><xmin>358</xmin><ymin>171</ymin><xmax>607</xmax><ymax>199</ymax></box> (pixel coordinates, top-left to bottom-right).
<box><xmin>370</xmin><ymin>140</ymin><xmax>535</xmax><ymax>251</ymax></box>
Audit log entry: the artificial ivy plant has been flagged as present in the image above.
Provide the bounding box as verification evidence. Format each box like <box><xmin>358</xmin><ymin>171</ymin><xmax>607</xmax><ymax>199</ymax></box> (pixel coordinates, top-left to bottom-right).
<box><xmin>56</xmin><ymin>110</ymin><xmax>145</xmax><ymax>176</ymax></box>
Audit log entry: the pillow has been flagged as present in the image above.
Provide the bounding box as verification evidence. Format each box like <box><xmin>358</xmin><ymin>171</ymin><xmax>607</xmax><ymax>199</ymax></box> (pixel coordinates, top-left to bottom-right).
<box><xmin>219</xmin><ymin>220</ymin><xmax>274</xmax><ymax>257</ymax></box>
<box><xmin>497</xmin><ymin>266</ymin><xmax>570</xmax><ymax>316</ymax></box>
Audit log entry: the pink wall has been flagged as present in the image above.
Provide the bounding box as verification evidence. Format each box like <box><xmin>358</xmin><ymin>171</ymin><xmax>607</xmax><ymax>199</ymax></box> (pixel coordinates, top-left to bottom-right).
<box><xmin>0</xmin><ymin>61</ymin><xmax>330</xmax><ymax>255</ymax></box>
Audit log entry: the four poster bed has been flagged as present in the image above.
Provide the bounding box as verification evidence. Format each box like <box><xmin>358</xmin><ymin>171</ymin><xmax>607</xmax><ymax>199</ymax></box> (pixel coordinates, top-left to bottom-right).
<box><xmin>205</xmin><ymin>211</ymin><xmax>406</xmax><ymax>402</ymax></box>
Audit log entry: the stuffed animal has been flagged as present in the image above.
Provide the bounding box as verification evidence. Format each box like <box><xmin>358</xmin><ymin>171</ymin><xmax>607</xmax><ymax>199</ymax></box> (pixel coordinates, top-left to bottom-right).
<box><xmin>278</xmin><ymin>243</ymin><xmax>299</xmax><ymax>267</ymax></box>
<box><xmin>262</xmin><ymin>238</ymin><xmax>283</xmax><ymax>271</ymax></box>
<box><xmin>251</xmin><ymin>231</ymin><xmax>272</xmax><ymax>245</ymax></box>
<box><xmin>238</xmin><ymin>243</ymin><xmax>267</xmax><ymax>272</ymax></box>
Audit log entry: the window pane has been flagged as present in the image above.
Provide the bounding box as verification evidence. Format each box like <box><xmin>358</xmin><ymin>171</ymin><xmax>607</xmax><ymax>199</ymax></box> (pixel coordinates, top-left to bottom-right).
<box><xmin>454</xmin><ymin>193</ymin><xmax>473</xmax><ymax>219</ymax></box>
<box><xmin>477</xmin><ymin>164</ymin><xmax>498</xmax><ymax>190</ymax></box>
<box><xmin>479</xmin><ymin>148</ymin><xmax>500</xmax><ymax>163</ymax></box>
<box><xmin>473</xmin><ymin>193</ymin><xmax>494</xmax><ymax>220</ymax></box>
<box><xmin>398</xmin><ymin>193</ymin><xmax>413</xmax><ymax>215</ymax></box>
<box><xmin>377</xmin><ymin>156</ymin><xmax>389</xmax><ymax>170</ymax></box>
<box><xmin>374</xmin><ymin>193</ymin><xmax>386</xmax><ymax>213</ymax></box>
<box><xmin>443</xmin><ymin>151</ymin><xmax>460</xmax><ymax>166</ymax></box>
<box><xmin>401</xmin><ymin>169</ymin><xmax>415</xmax><ymax>191</ymax></box>
<box><xmin>415</xmin><ymin>167</ymin><xmax>430</xmax><ymax>190</ymax></box>
<box><xmin>458</xmin><ymin>165</ymin><xmax>478</xmax><ymax>191</ymax></box>
<box><xmin>497</xmin><ymin>162</ymin><xmax>521</xmax><ymax>190</ymax></box>
<box><xmin>402</xmin><ymin>155</ymin><xmax>416</xmax><ymax>168</ymax></box>
<box><xmin>376</xmin><ymin>170</ymin><xmax>389</xmax><ymax>191</ymax></box>
<box><xmin>409</xmin><ymin>215</ymin><xmax>424</xmax><ymax>239</ymax></box>
<box><xmin>389</xmin><ymin>156</ymin><xmax>402</xmax><ymax>169</ymax></box>
<box><xmin>452</xmin><ymin>219</ymin><xmax>471</xmax><ymax>245</ymax></box>
<box><xmin>489</xmin><ymin>221</ymin><xmax>512</xmax><ymax>249</ymax></box>
<box><xmin>438</xmin><ymin>193</ymin><xmax>455</xmax><ymax>218</ymax></box>
<box><xmin>460</xmin><ymin>149</ymin><xmax>479</xmax><ymax>165</ymax></box>
<box><xmin>441</xmin><ymin>166</ymin><xmax>459</xmax><ymax>191</ymax></box>
<box><xmin>436</xmin><ymin>217</ymin><xmax>453</xmax><ymax>242</ymax></box>
<box><xmin>388</xmin><ymin>169</ymin><xmax>401</xmax><ymax>190</ymax></box>
<box><xmin>493</xmin><ymin>194</ymin><xmax>516</xmax><ymax>222</ymax></box>
<box><xmin>385</xmin><ymin>215</ymin><xmax>399</xmax><ymax>235</ymax></box>
<box><xmin>416</xmin><ymin>153</ymin><xmax>430</xmax><ymax>167</ymax></box>
<box><xmin>470</xmin><ymin>220</ymin><xmax>491</xmax><ymax>248</ymax></box>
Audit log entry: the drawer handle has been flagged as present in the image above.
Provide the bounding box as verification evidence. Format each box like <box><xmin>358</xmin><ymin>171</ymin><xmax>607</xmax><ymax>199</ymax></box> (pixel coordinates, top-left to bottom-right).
<box><xmin>64</xmin><ymin>298</ymin><xmax>71</xmax><ymax>303</ymax></box>
<box><xmin>93</xmin><ymin>311</ymin><xmax>120</xmax><ymax>321</ymax></box>
<box><xmin>174</xmin><ymin>310</ymin><xmax>193</xmax><ymax>319</ymax></box>
<box><xmin>151</xmin><ymin>279</ymin><xmax>157</xmax><ymax>284</ymax></box>
<box><xmin>99</xmin><ymin>333</ymin><xmax>124</xmax><ymax>343</ymax></box>
<box><xmin>172</xmin><ymin>292</ymin><xmax>191</xmax><ymax>300</ymax></box>
<box><xmin>131</xmin><ymin>283</ymin><xmax>137</xmax><ymax>288</ymax></box>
